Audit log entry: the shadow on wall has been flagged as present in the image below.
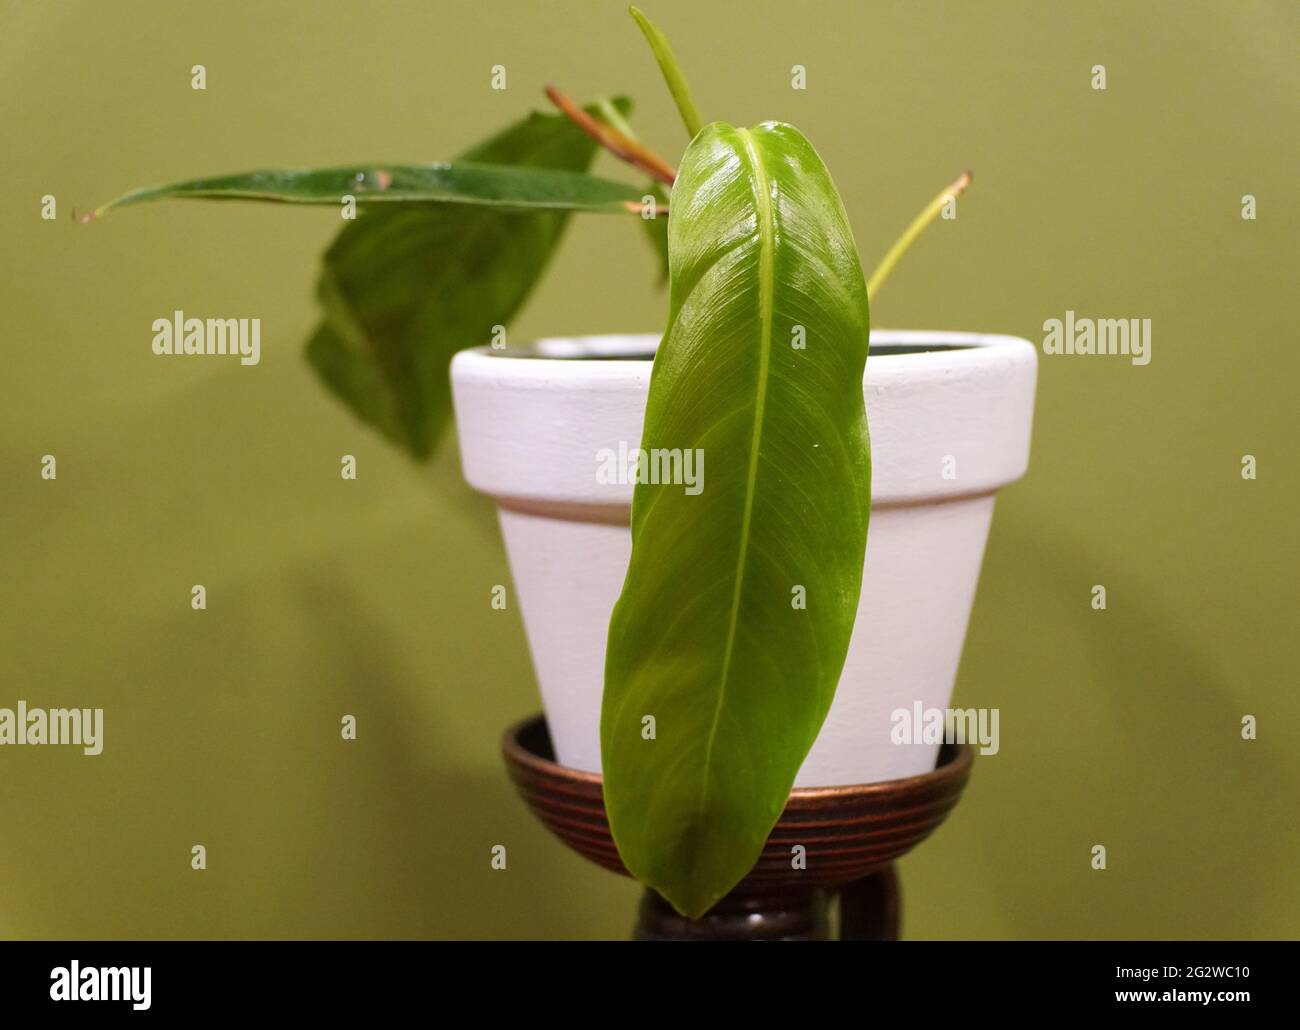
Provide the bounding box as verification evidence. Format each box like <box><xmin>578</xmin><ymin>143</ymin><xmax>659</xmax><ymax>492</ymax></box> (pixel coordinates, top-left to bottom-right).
<box><xmin>0</xmin><ymin>357</ymin><xmax>637</xmax><ymax>939</ymax></box>
<box><xmin>962</xmin><ymin>502</ymin><xmax>1297</xmax><ymax>939</ymax></box>
<box><xmin>287</xmin><ymin>570</ymin><xmax>639</xmax><ymax>939</ymax></box>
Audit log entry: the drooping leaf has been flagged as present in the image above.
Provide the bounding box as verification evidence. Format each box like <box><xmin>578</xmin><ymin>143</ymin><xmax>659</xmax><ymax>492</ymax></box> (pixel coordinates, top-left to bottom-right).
<box><xmin>601</xmin><ymin>121</ymin><xmax>872</xmax><ymax>918</ymax></box>
<box><xmin>305</xmin><ymin>98</ymin><xmax>635</xmax><ymax>458</ymax></box>
<box><xmin>92</xmin><ymin>162</ymin><xmax>645</xmax><ymax>217</ymax></box>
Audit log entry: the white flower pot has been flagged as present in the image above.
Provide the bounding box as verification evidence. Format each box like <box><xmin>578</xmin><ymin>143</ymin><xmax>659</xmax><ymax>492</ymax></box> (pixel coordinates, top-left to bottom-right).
<box><xmin>451</xmin><ymin>331</ymin><xmax>1037</xmax><ymax>787</ymax></box>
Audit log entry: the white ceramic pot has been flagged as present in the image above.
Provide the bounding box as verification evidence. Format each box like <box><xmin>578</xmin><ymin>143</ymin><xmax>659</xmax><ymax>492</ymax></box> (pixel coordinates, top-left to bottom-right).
<box><xmin>451</xmin><ymin>331</ymin><xmax>1037</xmax><ymax>786</ymax></box>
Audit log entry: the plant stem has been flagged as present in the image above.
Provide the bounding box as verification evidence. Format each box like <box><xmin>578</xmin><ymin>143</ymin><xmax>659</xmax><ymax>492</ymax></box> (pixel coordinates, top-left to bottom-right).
<box><xmin>594</xmin><ymin>97</ymin><xmax>641</xmax><ymax>144</ymax></box>
<box><xmin>623</xmin><ymin>199</ymin><xmax>670</xmax><ymax>215</ymax></box>
<box><xmin>865</xmin><ymin>170</ymin><xmax>972</xmax><ymax>302</ymax></box>
<box><xmin>629</xmin><ymin>6</ymin><xmax>704</xmax><ymax>139</ymax></box>
<box><xmin>545</xmin><ymin>85</ymin><xmax>677</xmax><ymax>187</ymax></box>
<box><xmin>599</xmin><ymin>98</ymin><xmax>671</xmax><ymax>219</ymax></box>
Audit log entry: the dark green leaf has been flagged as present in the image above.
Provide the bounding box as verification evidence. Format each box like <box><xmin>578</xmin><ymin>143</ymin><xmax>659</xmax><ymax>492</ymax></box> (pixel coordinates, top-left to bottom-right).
<box><xmin>94</xmin><ymin>162</ymin><xmax>644</xmax><ymax>216</ymax></box>
<box><xmin>601</xmin><ymin>121</ymin><xmax>872</xmax><ymax>917</ymax></box>
<box><xmin>306</xmin><ymin>98</ymin><xmax>634</xmax><ymax>458</ymax></box>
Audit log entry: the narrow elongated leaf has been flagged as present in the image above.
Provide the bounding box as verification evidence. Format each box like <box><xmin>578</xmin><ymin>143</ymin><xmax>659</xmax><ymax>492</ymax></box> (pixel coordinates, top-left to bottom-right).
<box><xmin>93</xmin><ymin>162</ymin><xmax>645</xmax><ymax>216</ymax></box>
<box><xmin>602</xmin><ymin>121</ymin><xmax>872</xmax><ymax>918</ymax></box>
<box><xmin>629</xmin><ymin>6</ymin><xmax>704</xmax><ymax>138</ymax></box>
<box><xmin>306</xmin><ymin>99</ymin><xmax>634</xmax><ymax>457</ymax></box>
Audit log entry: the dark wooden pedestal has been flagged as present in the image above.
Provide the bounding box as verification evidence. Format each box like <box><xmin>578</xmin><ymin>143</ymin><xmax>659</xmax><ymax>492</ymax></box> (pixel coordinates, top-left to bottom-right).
<box><xmin>503</xmin><ymin>715</ymin><xmax>972</xmax><ymax>941</ymax></box>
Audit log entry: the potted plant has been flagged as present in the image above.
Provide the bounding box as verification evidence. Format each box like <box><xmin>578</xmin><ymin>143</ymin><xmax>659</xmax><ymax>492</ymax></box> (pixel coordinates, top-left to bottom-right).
<box><xmin>93</xmin><ymin>8</ymin><xmax>1036</xmax><ymax>921</ymax></box>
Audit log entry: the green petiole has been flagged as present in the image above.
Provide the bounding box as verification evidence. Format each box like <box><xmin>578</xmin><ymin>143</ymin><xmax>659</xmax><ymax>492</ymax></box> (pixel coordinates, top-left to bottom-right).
<box><xmin>866</xmin><ymin>171</ymin><xmax>972</xmax><ymax>301</ymax></box>
<box><xmin>629</xmin><ymin>6</ymin><xmax>704</xmax><ymax>139</ymax></box>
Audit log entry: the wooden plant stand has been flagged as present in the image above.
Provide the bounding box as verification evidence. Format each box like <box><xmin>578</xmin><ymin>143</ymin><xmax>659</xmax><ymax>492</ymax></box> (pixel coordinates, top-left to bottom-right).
<box><xmin>503</xmin><ymin>714</ymin><xmax>973</xmax><ymax>941</ymax></box>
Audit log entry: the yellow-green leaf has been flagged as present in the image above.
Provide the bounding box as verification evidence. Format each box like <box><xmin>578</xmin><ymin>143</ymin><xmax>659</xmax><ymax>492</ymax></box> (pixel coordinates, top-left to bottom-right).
<box><xmin>602</xmin><ymin>121</ymin><xmax>872</xmax><ymax>917</ymax></box>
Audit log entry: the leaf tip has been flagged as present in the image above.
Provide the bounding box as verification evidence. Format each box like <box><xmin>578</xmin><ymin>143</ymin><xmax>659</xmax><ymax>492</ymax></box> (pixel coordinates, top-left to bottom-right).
<box><xmin>628</xmin><ymin>6</ymin><xmax>654</xmax><ymax>41</ymax></box>
<box><xmin>656</xmin><ymin>872</ymin><xmax>733</xmax><ymax>921</ymax></box>
<box><xmin>624</xmin><ymin>4</ymin><xmax>703</xmax><ymax>139</ymax></box>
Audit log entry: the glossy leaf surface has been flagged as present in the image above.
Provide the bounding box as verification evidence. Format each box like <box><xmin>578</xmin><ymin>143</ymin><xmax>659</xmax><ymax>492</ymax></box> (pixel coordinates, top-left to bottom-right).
<box><xmin>602</xmin><ymin>121</ymin><xmax>872</xmax><ymax>917</ymax></box>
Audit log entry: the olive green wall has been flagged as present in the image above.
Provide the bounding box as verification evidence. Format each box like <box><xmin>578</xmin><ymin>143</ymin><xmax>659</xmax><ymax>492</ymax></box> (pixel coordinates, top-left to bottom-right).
<box><xmin>2</xmin><ymin>0</ymin><xmax>1296</xmax><ymax>939</ymax></box>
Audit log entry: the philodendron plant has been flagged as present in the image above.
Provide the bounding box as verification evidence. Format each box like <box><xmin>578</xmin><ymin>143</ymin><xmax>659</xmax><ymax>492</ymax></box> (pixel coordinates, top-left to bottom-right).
<box><xmin>95</xmin><ymin>8</ymin><xmax>970</xmax><ymax>917</ymax></box>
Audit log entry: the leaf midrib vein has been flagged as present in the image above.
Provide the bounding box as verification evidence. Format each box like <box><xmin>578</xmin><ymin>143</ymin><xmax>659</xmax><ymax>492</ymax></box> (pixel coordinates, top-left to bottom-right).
<box><xmin>696</xmin><ymin>128</ymin><xmax>775</xmax><ymax>814</ymax></box>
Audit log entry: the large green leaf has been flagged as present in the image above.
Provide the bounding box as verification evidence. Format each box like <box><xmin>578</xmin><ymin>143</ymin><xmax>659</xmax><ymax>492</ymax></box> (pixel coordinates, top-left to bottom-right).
<box><xmin>93</xmin><ymin>162</ymin><xmax>645</xmax><ymax>215</ymax></box>
<box><xmin>306</xmin><ymin>99</ymin><xmax>634</xmax><ymax>457</ymax></box>
<box><xmin>601</xmin><ymin>121</ymin><xmax>872</xmax><ymax>918</ymax></box>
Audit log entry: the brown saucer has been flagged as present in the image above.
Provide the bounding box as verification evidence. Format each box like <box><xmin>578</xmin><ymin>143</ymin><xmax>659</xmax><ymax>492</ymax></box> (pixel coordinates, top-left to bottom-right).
<box><xmin>503</xmin><ymin>713</ymin><xmax>973</xmax><ymax>939</ymax></box>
